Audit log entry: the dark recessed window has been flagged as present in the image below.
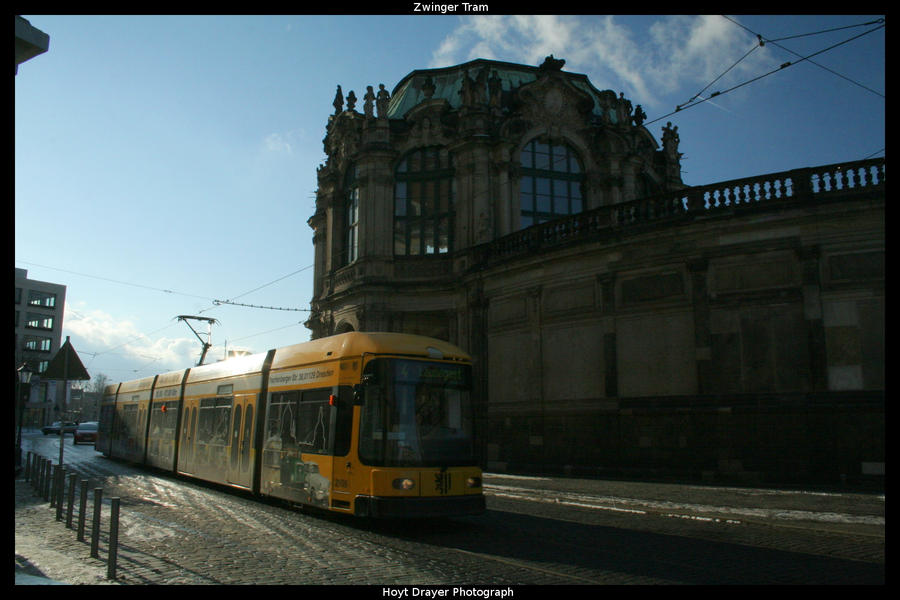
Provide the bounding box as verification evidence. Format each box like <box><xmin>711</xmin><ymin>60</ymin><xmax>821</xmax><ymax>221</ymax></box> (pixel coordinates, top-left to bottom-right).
<box><xmin>394</xmin><ymin>147</ymin><xmax>455</xmax><ymax>256</ymax></box>
<box><xmin>519</xmin><ymin>139</ymin><xmax>584</xmax><ymax>229</ymax></box>
<box><xmin>343</xmin><ymin>164</ymin><xmax>359</xmax><ymax>266</ymax></box>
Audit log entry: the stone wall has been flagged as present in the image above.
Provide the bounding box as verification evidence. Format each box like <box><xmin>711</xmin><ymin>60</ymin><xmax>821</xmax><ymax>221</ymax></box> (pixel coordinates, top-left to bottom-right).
<box><xmin>474</xmin><ymin>160</ymin><xmax>884</xmax><ymax>486</ymax></box>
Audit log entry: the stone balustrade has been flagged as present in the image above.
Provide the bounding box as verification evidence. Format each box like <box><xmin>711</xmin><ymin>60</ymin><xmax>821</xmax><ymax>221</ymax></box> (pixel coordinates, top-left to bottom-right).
<box><xmin>473</xmin><ymin>157</ymin><xmax>885</xmax><ymax>267</ymax></box>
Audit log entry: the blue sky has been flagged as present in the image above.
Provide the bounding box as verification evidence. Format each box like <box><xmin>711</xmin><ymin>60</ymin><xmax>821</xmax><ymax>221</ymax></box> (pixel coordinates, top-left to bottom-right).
<box><xmin>15</xmin><ymin>15</ymin><xmax>885</xmax><ymax>383</ymax></box>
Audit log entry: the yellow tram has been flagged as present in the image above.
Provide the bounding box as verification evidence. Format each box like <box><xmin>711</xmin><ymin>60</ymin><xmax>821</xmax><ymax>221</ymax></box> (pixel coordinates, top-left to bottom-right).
<box><xmin>97</xmin><ymin>332</ymin><xmax>485</xmax><ymax>518</ymax></box>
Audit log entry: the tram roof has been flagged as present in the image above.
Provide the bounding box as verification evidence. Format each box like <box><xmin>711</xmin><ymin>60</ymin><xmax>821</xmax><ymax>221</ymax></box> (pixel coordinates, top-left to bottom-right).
<box><xmin>269</xmin><ymin>332</ymin><xmax>471</xmax><ymax>369</ymax></box>
<box><xmin>110</xmin><ymin>332</ymin><xmax>470</xmax><ymax>391</ymax></box>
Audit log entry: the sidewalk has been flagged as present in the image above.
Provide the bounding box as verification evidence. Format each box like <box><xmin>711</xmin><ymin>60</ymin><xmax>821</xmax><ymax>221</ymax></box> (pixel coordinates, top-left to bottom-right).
<box><xmin>14</xmin><ymin>476</ymin><xmax>119</xmax><ymax>585</ymax></box>
<box><xmin>15</xmin><ymin>468</ymin><xmax>884</xmax><ymax>585</ymax></box>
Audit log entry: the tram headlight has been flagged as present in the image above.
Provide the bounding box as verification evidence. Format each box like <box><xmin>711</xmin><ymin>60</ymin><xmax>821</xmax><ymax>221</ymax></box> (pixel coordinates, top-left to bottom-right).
<box><xmin>392</xmin><ymin>477</ymin><xmax>416</xmax><ymax>490</ymax></box>
<box><xmin>466</xmin><ymin>476</ymin><xmax>482</xmax><ymax>488</ymax></box>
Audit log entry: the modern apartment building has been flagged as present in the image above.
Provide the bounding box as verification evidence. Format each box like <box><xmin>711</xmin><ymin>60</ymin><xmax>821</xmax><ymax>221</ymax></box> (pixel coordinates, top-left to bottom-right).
<box><xmin>15</xmin><ymin>267</ymin><xmax>67</xmax><ymax>425</ymax></box>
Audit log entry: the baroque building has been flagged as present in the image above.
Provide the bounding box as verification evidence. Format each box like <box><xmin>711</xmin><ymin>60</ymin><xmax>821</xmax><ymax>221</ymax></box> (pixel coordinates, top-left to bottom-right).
<box><xmin>307</xmin><ymin>57</ymin><xmax>884</xmax><ymax>485</ymax></box>
<box><xmin>308</xmin><ymin>56</ymin><xmax>684</xmax><ymax>339</ymax></box>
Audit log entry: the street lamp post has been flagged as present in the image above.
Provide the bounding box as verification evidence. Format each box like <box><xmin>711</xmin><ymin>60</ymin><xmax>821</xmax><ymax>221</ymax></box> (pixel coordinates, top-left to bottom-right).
<box><xmin>16</xmin><ymin>363</ymin><xmax>33</xmax><ymax>472</ymax></box>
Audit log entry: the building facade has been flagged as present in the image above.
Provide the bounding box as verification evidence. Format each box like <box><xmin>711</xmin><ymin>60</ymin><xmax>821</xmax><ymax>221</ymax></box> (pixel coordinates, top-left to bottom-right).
<box><xmin>307</xmin><ymin>57</ymin><xmax>884</xmax><ymax>486</ymax></box>
<box><xmin>15</xmin><ymin>268</ymin><xmax>68</xmax><ymax>426</ymax></box>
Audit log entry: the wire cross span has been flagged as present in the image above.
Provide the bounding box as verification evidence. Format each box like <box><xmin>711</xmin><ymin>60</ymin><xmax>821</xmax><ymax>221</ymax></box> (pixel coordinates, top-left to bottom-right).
<box><xmin>213</xmin><ymin>299</ymin><xmax>311</xmax><ymax>312</ymax></box>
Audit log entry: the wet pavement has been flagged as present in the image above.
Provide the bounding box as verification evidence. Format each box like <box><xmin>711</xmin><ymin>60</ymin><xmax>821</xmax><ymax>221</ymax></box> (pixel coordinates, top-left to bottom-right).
<box><xmin>15</xmin><ymin>463</ymin><xmax>884</xmax><ymax>585</ymax></box>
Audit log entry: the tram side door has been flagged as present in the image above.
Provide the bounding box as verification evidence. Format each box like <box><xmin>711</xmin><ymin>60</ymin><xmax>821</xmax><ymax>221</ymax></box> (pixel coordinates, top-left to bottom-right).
<box><xmin>329</xmin><ymin>386</ymin><xmax>355</xmax><ymax>510</ymax></box>
<box><xmin>177</xmin><ymin>404</ymin><xmax>197</xmax><ymax>475</ymax></box>
<box><xmin>226</xmin><ymin>395</ymin><xmax>255</xmax><ymax>488</ymax></box>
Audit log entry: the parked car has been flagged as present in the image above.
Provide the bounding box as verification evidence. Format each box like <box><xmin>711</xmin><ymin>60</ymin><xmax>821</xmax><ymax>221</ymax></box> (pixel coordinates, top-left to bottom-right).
<box><xmin>42</xmin><ymin>421</ymin><xmax>77</xmax><ymax>435</ymax></box>
<box><xmin>73</xmin><ymin>421</ymin><xmax>99</xmax><ymax>445</ymax></box>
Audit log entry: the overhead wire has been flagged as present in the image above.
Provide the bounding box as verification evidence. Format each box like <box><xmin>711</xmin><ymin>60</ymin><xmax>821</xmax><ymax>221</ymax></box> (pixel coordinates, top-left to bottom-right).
<box><xmin>645</xmin><ymin>16</ymin><xmax>885</xmax><ymax>126</ymax></box>
<box><xmin>15</xmin><ymin>260</ymin><xmax>212</xmax><ymax>301</ymax></box>
<box><xmin>678</xmin><ymin>40</ymin><xmax>763</xmax><ymax>111</ymax></box>
<box><xmin>764</xmin><ymin>18</ymin><xmax>886</xmax><ymax>42</ymax></box>
<box><xmin>722</xmin><ymin>15</ymin><xmax>886</xmax><ymax>99</ymax></box>
<box><xmin>204</xmin><ymin>263</ymin><xmax>314</xmax><ymax>313</ymax></box>
<box><xmin>21</xmin><ymin>259</ymin><xmax>315</xmax><ymax>368</ymax></box>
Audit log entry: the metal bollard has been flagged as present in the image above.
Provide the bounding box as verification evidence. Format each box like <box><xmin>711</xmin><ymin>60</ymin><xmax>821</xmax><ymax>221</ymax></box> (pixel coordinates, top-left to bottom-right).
<box><xmin>48</xmin><ymin>464</ymin><xmax>56</xmax><ymax>506</ymax></box>
<box><xmin>35</xmin><ymin>458</ymin><xmax>44</xmax><ymax>495</ymax></box>
<box><xmin>107</xmin><ymin>497</ymin><xmax>120</xmax><ymax>580</ymax></box>
<box><xmin>77</xmin><ymin>480</ymin><xmax>89</xmax><ymax>542</ymax></box>
<box><xmin>66</xmin><ymin>473</ymin><xmax>77</xmax><ymax>528</ymax></box>
<box><xmin>44</xmin><ymin>460</ymin><xmax>53</xmax><ymax>500</ymax></box>
<box><xmin>55</xmin><ymin>468</ymin><xmax>66</xmax><ymax>521</ymax></box>
<box><xmin>24</xmin><ymin>452</ymin><xmax>31</xmax><ymax>481</ymax></box>
<box><xmin>42</xmin><ymin>460</ymin><xmax>51</xmax><ymax>501</ymax></box>
<box><xmin>31</xmin><ymin>456</ymin><xmax>40</xmax><ymax>493</ymax></box>
<box><xmin>90</xmin><ymin>488</ymin><xmax>103</xmax><ymax>559</ymax></box>
<box><xmin>50</xmin><ymin>464</ymin><xmax>60</xmax><ymax>507</ymax></box>
<box><xmin>40</xmin><ymin>458</ymin><xmax>49</xmax><ymax>496</ymax></box>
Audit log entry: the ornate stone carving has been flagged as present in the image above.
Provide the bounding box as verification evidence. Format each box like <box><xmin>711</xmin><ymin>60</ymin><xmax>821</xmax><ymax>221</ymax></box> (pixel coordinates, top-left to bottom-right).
<box><xmin>332</xmin><ymin>85</ymin><xmax>343</xmax><ymax>115</ymax></box>
<box><xmin>363</xmin><ymin>86</ymin><xmax>375</xmax><ymax>119</ymax></box>
<box><xmin>632</xmin><ymin>105</ymin><xmax>647</xmax><ymax>126</ymax></box>
<box><xmin>460</xmin><ymin>70</ymin><xmax>475</xmax><ymax>107</ymax></box>
<box><xmin>662</xmin><ymin>121</ymin><xmax>681</xmax><ymax>158</ymax></box>
<box><xmin>617</xmin><ymin>92</ymin><xmax>633</xmax><ymax>126</ymax></box>
<box><xmin>488</xmin><ymin>71</ymin><xmax>502</xmax><ymax>109</ymax></box>
<box><xmin>376</xmin><ymin>84</ymin><xmax>391</xmax><ymax>118</ymax></box>
<box><xmin>538</xmin><ymin>55</ymin><xmax>566</xmax><ymax>72</ymax></box>
<box><xmin>421</xmin><ymin>77</ymin><xmax>435</xmax><ymax>99</ymax></box>
<box><xmin>323</xmin><ymin>111</ymin><xmax>362</xmax><ymax>169</ymax></box>
<box><xmin>515</xmin><ymin>75</ymin><xmax>593</xmax><ymax>130</ymax></box>
<box><xmin>460</xmin><ymin>68</ymin><xmax>490</xmax><ymax>109</ymax></box>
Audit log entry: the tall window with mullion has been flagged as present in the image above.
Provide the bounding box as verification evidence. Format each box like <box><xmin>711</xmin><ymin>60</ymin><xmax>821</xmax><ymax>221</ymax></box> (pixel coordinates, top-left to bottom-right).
<box><xmin>519</xmin><ymin>139</ymin><xmax>584</xmax><ymax>228</ymax></box>
<box><xmin>394</xmin><ymin>147</ymin><xmax>455</xmax><ymax>256</ymax></box>
<box><xmin>343</xmin><ymin>164</ymin><xmax>360</xmax><ymax>266</ymax></box>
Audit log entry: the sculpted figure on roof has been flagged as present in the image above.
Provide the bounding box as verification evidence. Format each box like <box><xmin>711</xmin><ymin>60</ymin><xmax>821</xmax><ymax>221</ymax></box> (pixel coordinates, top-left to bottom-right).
<box><xmin>377</xmin><ymin>84</ymin><xmax>391</xmax><ymax>118</ymax></box>
<box><xmin>333</xmin><ymin>85</ymin><xmax>343</xmax><ymax>114</ymax></box>
<box><xmin>364</xmin><ymin>86</ymin><xmax>375</xmax><ymax>119</ymax></box>
<box><xmin>539</xmin><ymin>54</ymin><xmax>566</xmax><ymax>72</ymax></box>
<box><xmin>488</xmin><ymin>71</ymin><xmax>502</xmax><ymax>108</ymax></box>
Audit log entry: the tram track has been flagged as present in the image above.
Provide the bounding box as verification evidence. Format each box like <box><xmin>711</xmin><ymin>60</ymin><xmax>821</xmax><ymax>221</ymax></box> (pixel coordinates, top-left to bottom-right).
<box><xmin>22</xmin><ymin>435</ymin><xmax>883</xmax><ymax>584</ymax></box>
<box><xmin>482</xmin><ymin>479</ymin><xmax>885</xmax><ymax>538</ymax></box>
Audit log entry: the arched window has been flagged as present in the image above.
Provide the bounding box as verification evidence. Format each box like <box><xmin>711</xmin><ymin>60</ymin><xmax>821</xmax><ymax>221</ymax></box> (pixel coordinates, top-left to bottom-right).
<box><xmin>343</xmin><ymin>164</ymin><xmax>359</xmax><ymax>266</ymax></box>
<box><xmin>394</xmin><ymin>147</ymin><xmax>455</xmax><ymax>256</ymax></box>
<box><xmin>519</xmin><ymin>139</ymin><xmax>584</xmax><ymax>228</ymax></box>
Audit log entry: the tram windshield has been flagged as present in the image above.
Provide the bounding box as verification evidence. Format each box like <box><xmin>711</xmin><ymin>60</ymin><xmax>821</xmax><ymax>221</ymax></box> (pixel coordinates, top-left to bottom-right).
<box><xmin>358</xmin><ymin>358</ymin><xmax>476</xmax><ymax>467</ymax></box>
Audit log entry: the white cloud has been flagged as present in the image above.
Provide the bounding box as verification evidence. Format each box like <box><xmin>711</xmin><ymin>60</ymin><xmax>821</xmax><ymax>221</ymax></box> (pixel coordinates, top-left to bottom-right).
<box><xmin>263</xmin><ymin>132</ymin><xmax>293</xmax><ymax>154</ymax></box>
<box><xmin>64</xmin><ymin>303</ymin><xmax>200</xmax><ymax>375</ymax></box>
<box><xmin>429</xmin><ymin>15</ymin><xmax>767</xmax><ymax>110</ymax></box>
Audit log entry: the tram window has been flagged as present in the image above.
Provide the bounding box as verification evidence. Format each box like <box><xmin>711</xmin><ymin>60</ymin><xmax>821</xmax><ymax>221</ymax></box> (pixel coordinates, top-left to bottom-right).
<box><xmin>122</xmin><ymin>404</ymin><xmax>138</xmax><ymax>439</ymax></box>
<box><xmin>264</xmin><ymin>389</ymin><xmax>336</xmax><ymax>456</ymax></box>
<box><xmin>241</xmin><ymin>405</ymin><xmax>253</xmax><ymax>472</ymax></box>
<box><xmin>266</xmin><ymin>391</ymin><xmax>300</xmax><ymax>452</ymax></box>
<box><xmin>150</xmin><ymin>401</ymin><xmax>178</xmax><ymax>437</ymax></box>
<box><xmin>334</xmin><ymin>387</ymin><xmax>353</xmax><ymax>457</ymax></box>
<box><xmin>298</xmin><ymin>389</ymin><xmax>331</xmax><ymax>455</ymax></box>
<box><xmin>197</xmin><ymin>397</ymin><xmax>233</xmax><ymax>449</ymax></box>
<box><xmin>186</xmin><ymin>407</ymin><xmax>197</xmax><ymax>462</ymax></box>
<box><xmin>230</xmin><ymin>404</ymin><xmax>243</xmax><ymax>470</ymax></box>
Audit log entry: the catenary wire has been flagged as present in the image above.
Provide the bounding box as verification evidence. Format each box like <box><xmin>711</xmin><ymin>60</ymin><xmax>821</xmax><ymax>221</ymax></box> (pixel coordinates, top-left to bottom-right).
<box><xmin>645</xmin><ymin>18</ymin><xmax>885</xmax><ymax>126</ymax></box>
<box><xmin>20</xmin><ymin>259</ymin><xmax>314</xmax><ymax>365</ymax></box>
<box><xmin>721</xmin><ymin>15</ymin><xmax>885</xmax><ymax>99</ymax></box>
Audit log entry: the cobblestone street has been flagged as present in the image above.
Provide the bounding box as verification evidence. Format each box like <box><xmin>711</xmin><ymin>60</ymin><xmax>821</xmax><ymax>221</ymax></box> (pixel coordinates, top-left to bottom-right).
<box><xmin>15</xmin><ymin>434</ymin><xmax>884</xmax><ymax>586</ymax></box>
